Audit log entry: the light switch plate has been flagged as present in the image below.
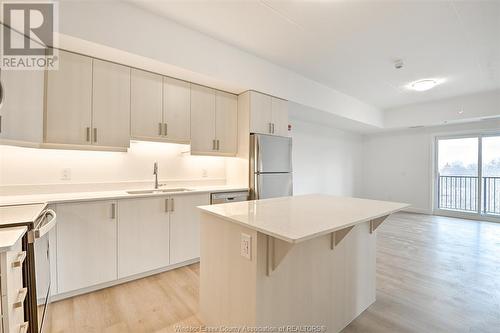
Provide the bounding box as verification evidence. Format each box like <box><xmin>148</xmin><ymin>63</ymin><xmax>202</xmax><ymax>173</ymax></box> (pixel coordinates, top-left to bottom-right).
<box><xmin>240</xmin><ymin>233</ymin><xmax>251</xmax><ymax>260</ymax></box>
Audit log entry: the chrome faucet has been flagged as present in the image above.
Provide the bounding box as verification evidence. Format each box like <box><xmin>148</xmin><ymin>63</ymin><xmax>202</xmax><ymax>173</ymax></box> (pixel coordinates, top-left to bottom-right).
<box><xmin>153</xmin><ymin>161</ymin><xmax>159</xmax><ymax>189</ymax></box>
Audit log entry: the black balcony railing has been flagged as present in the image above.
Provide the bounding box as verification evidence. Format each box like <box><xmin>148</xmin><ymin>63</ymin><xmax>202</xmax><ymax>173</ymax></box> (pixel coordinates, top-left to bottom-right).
<box><xmin>438</xmin><ymin>175</ymin><xmax>500</xmax><ymax>215</ymax></box>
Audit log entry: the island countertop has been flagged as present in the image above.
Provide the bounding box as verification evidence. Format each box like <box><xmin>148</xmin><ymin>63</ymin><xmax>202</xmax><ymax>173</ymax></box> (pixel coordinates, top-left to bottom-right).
<box><xmin>198</xmin><ymin>194</ymin><xmax>409</xmax><ymax>243</ymax></box>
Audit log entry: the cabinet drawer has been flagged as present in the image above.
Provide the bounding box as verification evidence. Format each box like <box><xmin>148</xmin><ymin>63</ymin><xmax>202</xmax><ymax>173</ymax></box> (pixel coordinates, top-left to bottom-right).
<box><xmin>1</xmin><ymin>240</ymin><xmax>26</xmax><ymax>332</ymax></box>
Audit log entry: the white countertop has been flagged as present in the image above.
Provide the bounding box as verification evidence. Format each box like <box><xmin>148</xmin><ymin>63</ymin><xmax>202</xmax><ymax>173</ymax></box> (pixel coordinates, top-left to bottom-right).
<box><xmin>0</xmin><ymin>186</ymin><xmax>248</xmax><ymax>206</ymax></box>
<box><xmin>0</xmin><ymin>226</ymin><xmax>27</xmax><ymax>252</ymax></box>
<box><xmin>198</xmin><ymin>194</ymin><xmax>409</xmax><ymax>243</ymax></box>
<box><xmin>0</xmin><ymin>203</ymin><xmax>47</xmax><ymax>226</ymax></box>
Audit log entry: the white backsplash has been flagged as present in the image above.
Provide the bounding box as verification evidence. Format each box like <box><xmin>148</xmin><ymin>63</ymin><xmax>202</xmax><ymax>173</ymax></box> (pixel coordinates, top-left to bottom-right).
<box><xmin>0</xmin><ymin>141</ymin><xmax>228</xmax><ymax>195</ymax></box>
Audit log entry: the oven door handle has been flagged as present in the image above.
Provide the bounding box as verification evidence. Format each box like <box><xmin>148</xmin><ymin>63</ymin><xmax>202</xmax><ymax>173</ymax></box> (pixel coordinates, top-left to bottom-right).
<box><xmin>29</xmin><ymin>209</ymin><xmax>57</xmax><ymax>243</ymax></box>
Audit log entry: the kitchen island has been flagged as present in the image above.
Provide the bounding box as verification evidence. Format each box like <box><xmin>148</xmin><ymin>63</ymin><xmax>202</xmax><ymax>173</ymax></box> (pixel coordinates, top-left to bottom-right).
<box><xmin>198</xmin><ymin>194</ymin><xmax>409</xmax><ymax>333</ymax></box>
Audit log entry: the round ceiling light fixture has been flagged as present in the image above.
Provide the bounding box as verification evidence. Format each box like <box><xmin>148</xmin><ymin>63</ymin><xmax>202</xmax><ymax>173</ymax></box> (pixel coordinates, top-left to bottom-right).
<box><xmin>406</xmin><ymin>78</ymin><xmax>444</xmax><ymax>92</ymax></box>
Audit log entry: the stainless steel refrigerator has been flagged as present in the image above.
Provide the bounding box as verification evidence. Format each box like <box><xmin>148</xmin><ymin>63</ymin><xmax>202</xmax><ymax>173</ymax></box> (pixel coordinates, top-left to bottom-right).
<box><xmin>249</xmin><ymin>133</ymin><xmax>293</xmax><ymax>199</ymax></box>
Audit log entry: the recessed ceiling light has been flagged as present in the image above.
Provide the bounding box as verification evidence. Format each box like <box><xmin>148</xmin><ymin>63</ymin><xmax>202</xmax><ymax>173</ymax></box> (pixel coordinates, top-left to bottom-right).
<box><xmin>406</xmin><ymin>78</ymin><xmax>444</xmax><ymax>92</ymax></box>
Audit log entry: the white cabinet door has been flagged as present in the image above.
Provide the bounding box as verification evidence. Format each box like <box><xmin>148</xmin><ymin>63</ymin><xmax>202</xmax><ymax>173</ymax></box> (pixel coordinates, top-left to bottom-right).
<box><xmin>0</xmin><ymin>68</ymin><xmax>44</xmax><ymax>143</ymax></box>
<box><xmin>117</xmin><ymin>197</ymin><xmax>170</xmax><ymax>278</ymax></box>
<box><xmin>130</xmin><ymin>69</ymin><xmax>163</xmax><ymax>140</ymax></box>
<box><xmin>215</xmin><ymin>90</ymin><xmax>237</xmax><ymax>155</ymax></box>
<box><xmin>249</xmin><ymin>91</ymin><xmax>272</xmax><ymax>135</ymax></box>
<box><xmin>56</xmin><ymin>200</ymin><xmax>117</xmax><ymax>293</ymax></box>
<box><xmin>170</xmin><ymin>193</ymin><xmax>210</xmax><ymax>264</ymax></box>
<box><xmin>92</xmin><ymin>59</ymin><xmax>130</xmax><ymax>148</ymax></box>
<box><xmin>190</xmin><ymin>84</ymin><xmax>216</xmax><ymax>154</ymax></box>
<box><xmin>164</xmin><ymin>77</ymin><xmax>190</xmax><ymax>143</ymax></box>
<box><xmin>45</xmin><ymin>50</ymin><xmax>92</xmax><ymax>145</ymax></box>
<box><xmin>271</xmin><ymin>97</ymin><xmax>289</xmax><ymax>137</ymax></box>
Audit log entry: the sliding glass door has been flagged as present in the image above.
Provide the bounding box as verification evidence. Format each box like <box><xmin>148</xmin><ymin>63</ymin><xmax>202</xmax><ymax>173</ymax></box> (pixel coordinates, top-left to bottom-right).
<box><xmin>436</xmin><ymin>134</ymin><xmax>500</xmax><ymax>218</ymax></box>
<box><xmin>482</xmin><ymin>136</ymin><xmax>500</xmax><ymax>215</ymax></box>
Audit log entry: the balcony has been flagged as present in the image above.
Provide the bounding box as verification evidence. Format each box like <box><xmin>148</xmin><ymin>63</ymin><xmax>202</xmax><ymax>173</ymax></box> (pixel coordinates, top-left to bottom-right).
<box><xmin>438</xmin><ymin>175</ymin><xmax>500</xmax><ymax>215</ymax></box>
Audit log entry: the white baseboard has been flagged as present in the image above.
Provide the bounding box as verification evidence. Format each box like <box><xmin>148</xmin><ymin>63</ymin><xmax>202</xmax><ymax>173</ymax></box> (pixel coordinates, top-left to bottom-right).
<box><xmin>51</xmin><ymin>258</ymin><xmax>200</xmax><ymax>302</ymax></box>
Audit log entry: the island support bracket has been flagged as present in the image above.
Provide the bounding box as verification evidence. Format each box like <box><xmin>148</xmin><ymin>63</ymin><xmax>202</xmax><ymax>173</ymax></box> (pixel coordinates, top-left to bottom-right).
<box><xmin>266</xmin><ymin>235</ymin><xmax>293</xmax><ymax>276</ymax></box>
<box><xmin>369</xmin><ymin>215</ymin><xmax>389</xmax><ymax>233</ymax></box>
<box><xmin>330</xmin><ymin>226</ymin><xmax>354</xmax><ymax>250</ymax></box>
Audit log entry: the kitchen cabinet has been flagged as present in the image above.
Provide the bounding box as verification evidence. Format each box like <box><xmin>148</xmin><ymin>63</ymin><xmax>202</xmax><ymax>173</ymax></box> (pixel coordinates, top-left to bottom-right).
<box><xmin>215</xmin><ymin>91</ymin><xmax>238</xmax><ymax>154</ymax></box>
<box><xmin>0</xmin><ymin>27</ymin><xmax>44</xmax><ymax>145</ymax></box>
<box><xmin>56</xmin><ymin>200</ymin><xmax>117</xmax><ymax>294</ymax></box>
<box><xmin>170</xmin><ymin>193</ymin><xmax>210</xmax><ymax>265</ymax></box>
<box><xmin>45</xmin><ymin>51</ymin><xmax>131</xmax><ymax>150</ymax></box>
<box><xmin>271</xmin><ymin>97</ymin><xmax>289</xmax><ymax>137</ymax></box>
<box><xmin>190</xmin><ymin>84</ymin><xmax>237</xmax><ymax>156</ymax></box>
<box><xmin>45</xmin><ymin>50</ymin><xmax>92</xmax><ymax>146</ymax></box>
<box><xmin>117</xmin><ymin>197</ymin><xmax>170</xmax><ymax>278</ymax></box>
<box><xmin>130</xmin><ymin>69</ymin><xmax>163</xmax><ymax>140</ymax></box>
<box><xmin>247</xmin><ymin>91</ymin><xmax>289</xmax><ymax>137</ymax></box>
<box><xmin>130</xmin><ymin>71</ymin><xmax>190</xmax><ymax>143</ymax></box>
<box><xmin>163</xmin><ymin>77</ymin><xmax>190</xmax><ymax>142</ymax></box>
<box><xmin>92</xmin><ymin>59</ymin><xmax>131</xmax><ymax>148</ymax></box>
<box><xmin>190</xmin><ymin>84</ymin><xmax>216</xmax><ymax>154</ymax></box>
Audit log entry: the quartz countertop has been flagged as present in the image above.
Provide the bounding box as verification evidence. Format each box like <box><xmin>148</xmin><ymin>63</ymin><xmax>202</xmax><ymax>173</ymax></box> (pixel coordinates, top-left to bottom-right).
<box><xmin>0</xmin><ymin>203</ymin><xmax>47</xmax><ymax>226</ymax></box>
<box><xmin>0</xmin><ymin>186</ymin><xmax>248</xmax><ymax>206</ymax></box>
<box><xmin>198</xmin><ymin>194</ymin><xmax>409</xmax><ymax>243</ymax></box>
<box><xmin>0</xmin><ymin>226</ymin><xmax>27</xmax><ymax>252</ymax></box>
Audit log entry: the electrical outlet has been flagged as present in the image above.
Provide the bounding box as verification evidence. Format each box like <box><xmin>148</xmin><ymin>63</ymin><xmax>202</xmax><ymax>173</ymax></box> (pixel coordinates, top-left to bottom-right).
<box><xmin>240</xmin><ymin>233</ymin><xmax>251</xmax><ymax>260</ymax></box>
<box><xmin>202</xmin><ymin>169</ymin><xmax>208</xmax><ymax>178</ymax></box>
<box><xmin>61</xmin><ymin>168</ymin><xmax>71</xmax><ymax>181</ymax></box>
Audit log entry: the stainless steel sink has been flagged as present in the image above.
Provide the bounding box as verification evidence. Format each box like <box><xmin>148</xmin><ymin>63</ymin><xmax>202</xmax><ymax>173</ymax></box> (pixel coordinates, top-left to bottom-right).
<box><xmin>126</xmin><ymin>188</ymin><xmax>192</xmax><ymax>195</ymax></box>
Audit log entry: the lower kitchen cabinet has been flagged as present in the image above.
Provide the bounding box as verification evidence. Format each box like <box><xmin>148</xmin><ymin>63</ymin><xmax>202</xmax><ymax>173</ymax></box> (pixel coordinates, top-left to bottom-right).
<box><xmin>117</xmin><ymin>197</ymin><xmax>170</xmax><ymax>278</ymax></box>
<box><xmin>53</xmin><ymin>192</ymin><xmax>212</xmax><ymax>297</ymax></box>
<box><xmin>56</xmin><ymin>200</ymin><xmax>117</xmax><ymax>294</ymax></box>
<box><xmin>170</xmin><ymin>193</ymin><xmax>210</xmax><ymax>265</ymax></box>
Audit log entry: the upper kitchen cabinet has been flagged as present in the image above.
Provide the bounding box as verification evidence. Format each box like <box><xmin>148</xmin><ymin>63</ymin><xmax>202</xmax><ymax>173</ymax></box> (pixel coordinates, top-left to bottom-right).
<box><xmin>45</xmin><ymin>50</ymin><xmax>92</xmax><ymax>146</ymax></box>
<box><xmin>45</xmin><ymin>51</ymin><xmax>131</xmax><ymax>151</ymax></box>
<box><xmin>163</xmin><ymin>77</ymin><xmax>190</xmax><ymax>143</ymax></box>
<box><xmin>244</xmin><ymin>91</ymin><xmax>289</xmax><ymax>137</ymax></box>
<box><xmin>190</xmin><ymin>84</ymin><xmax>237</xmax><ymax>156</ymax></box>
<box><xmin>215</xmin><ymin>90</ymin><xmax>238</xmax><ymax>154</ymax></box>
<box><xmin>190</xmin><ymin>84</ymin><xmax>216</xmax><ymax>154</ymax></box>
<box><xmin>0</xmin><ymin>68</ymin><xmax>44</xmax><ymax>145</ymax></box>
<box><xmin>92</xmin><ymin>59</ymin><xmax>131</xmax><ymax>148</ymax></box>
<box><xmin>130</xmin><ymin>69</ymin><xmax>163</xmax><ymax>140</ymax></box>
<box><xmin>130</xmin><ymin>71</ymin><xmax>190</xmax><ymax>143</ymax></box>
<box><xmin>0</xmin><ymin>26</ymin><xmax>44</xmax><ymax>147</ymax></box>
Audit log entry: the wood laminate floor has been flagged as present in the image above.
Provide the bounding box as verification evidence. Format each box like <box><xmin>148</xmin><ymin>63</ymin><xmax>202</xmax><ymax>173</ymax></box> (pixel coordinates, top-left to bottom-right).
<box><xmin>47</xmin><ymin>213</ymin><xmax>500</xmax><ymax>333</ymax></box>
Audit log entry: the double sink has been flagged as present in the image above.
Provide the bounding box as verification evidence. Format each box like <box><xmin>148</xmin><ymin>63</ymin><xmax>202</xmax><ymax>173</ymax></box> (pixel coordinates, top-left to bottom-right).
<box><xmin>126</xmin><ymin>188</ymin><xmax>193</xmax><ymax>195</ymax></box>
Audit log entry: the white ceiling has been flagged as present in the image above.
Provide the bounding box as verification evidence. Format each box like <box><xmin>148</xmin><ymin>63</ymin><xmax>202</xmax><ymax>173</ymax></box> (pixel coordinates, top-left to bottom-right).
<box><xmin>130</xmin><ymin>0</ymin><xmax>500</xmax><ymax>110</ymax></box>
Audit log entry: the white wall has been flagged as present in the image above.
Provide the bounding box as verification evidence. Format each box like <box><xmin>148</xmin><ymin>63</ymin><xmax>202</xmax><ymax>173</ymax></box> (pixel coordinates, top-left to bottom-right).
<box><xmin>0</xmin><ymin>141</ymin><xmax>226</xmax><ymax>186</ymax></box>
<box><xmin>290</xmin><ymin>117</ymin><xmax>364</xmax><ymax>197</ymax></box>
<box><xmin>57</xmin><ymin>0</ymin><xmax>382</xmax><ymax>128</ymax></box>
<box><xmin>384</xmin><ymin>89</ymin><xmax>500</xmax><ymax>128</ymax></box>
<box><xmin>362</xmin><ymin>119</ymin><xmax>500</xmax><ymax>213</ymax></box>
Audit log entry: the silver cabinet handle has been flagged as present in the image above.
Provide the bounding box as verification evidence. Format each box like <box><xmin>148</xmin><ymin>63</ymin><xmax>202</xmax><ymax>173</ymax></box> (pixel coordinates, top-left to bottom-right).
<box><xmin>212</xmin><ymin>139</ymin><xmax>216</xmax><ymax>150</ymax></box>
<box><xmin>158</xmin><ymin>122</ymin><xmax>163</xmax><ymax>136</ymax></box>
<box><xmin>86</xmin><ymin>127</ymin><xmax>90</xmax><ymax>142</ymax></box>
<box><xmin>165</xmin><ymin>198</ymin><xmax>169</xmax><ymax>212</ymax></box>
<box><xmin>269</xmin><ymin>123</ymin><xmax>272</xmax><ymax>134</ymax></box>
<box><xmin>111</xmin><ymin>203</ymin><xmax>116</xmax><ymax>219</ymax></box>
<box><xmin>13</xmin><ymin>287</ymin><xmax>28</xmax><ymax>308</ymax></box>
<box><xmin>0</xmin><ymin>115</ymin><xmax>2</xmax><ymax>134</ymax></box>
<box><xmin>12</xmin><ymin>251</ymin><xmax>26</xmax><ymax>268</ymax></box>
<box><xmin>170</xmin><ymin>198</ymin><xmax>174</xmax><ymax>212</ymax></box>
<box><xmin>93</xmin><ymin>128</ymin><xmax>97</xmax><ymax>143</ymax></box>
<box><xmin>272</xmin><ymin>123</ymin><xmax>275</xmax><ymax>134</ymax></box>
<box><xmin>163</xmin><ymin>123</ymin><xmax>168</xmax><ymax>136</ymax></box>
<box><xmin>216</xmin><ymin>139</ymin><xmax>220</xmax><ymax>150</ymax></box>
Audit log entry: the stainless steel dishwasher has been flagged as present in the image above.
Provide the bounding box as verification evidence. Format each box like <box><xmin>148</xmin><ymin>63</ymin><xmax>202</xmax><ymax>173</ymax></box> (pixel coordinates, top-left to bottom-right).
<box><xmin>210</xmin><ymin>191</ymin><xmax>249</xmax><ymax>204</ymax></box>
